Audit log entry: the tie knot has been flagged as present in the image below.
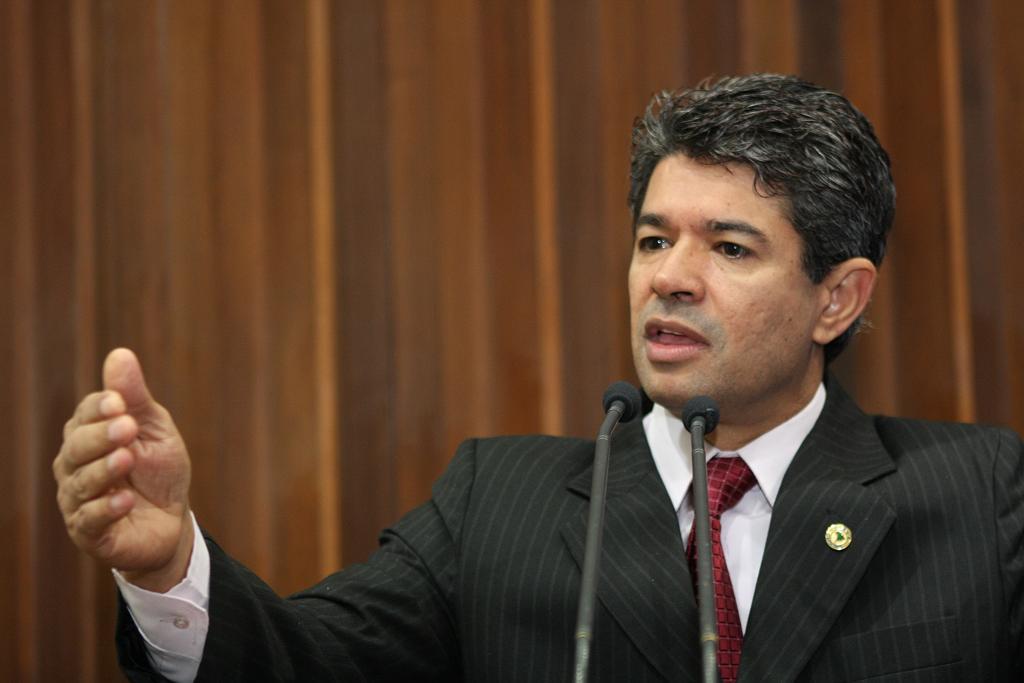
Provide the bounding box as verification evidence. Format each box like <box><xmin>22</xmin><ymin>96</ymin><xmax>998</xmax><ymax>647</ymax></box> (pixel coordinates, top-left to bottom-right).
<box><xmin>705</xmin><ymin>456</ymin><xmax>756</xmax><ymax>517</ymax></box>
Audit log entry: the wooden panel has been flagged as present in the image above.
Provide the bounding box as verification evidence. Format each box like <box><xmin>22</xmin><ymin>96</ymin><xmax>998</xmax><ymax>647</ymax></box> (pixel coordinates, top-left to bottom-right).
<box><xmin>385</xmin><ymin>0</ymin><xmax>448</xmax><ymax>513</ymax></box>
<box><xmin>331</xmin><ymin>0</ymin><xmax>396</xmax><ymax>563</ymax></box>
<box><xmin>937</xmin><ymin>0</ymin><xmax>976</xmax><ymax>422</ymax></box>
<box><xmin>797</xmin><ymin>0</ymin><xmax>842</xmax><ymax>88</ymax></box>
<box><xmin>879</xmin><ymin>1</ymin><xmax>961</xmax><ymax>421</ymax></box>
<box><xmin>479</xmin><ymin>0</ymin><xmax>544</xmax><ymax>434</ymax></box>
<box><xmin>161</xmin><ymin>0</ymin><xmax>224</xmax><ymax>568</ymax></box>
<box><xmin>990</xmin><ymin>0</ymin><xmax>1024</xmax><ymax>434</ymax></box>
<box><xmin>552</xmin><ymin>0</ymin><xmax>610</xmax><ymax>437</ymax></box>
<box><xmin>307</xmin><ymin>0</ymin><xmax>341</xmax><ymax>577</ymax></box>
<box><xmin>957</xmin><ymin>0</ymin><xmax>1004</xmax><ymax>423</ymax></box>
<box><xmin>262</xmin><ymin>0</ymin><xmax>322</xmax><ymax>595</ymax></box>
<box><xmin>531</xmin><ymin>0</ymin><xmax>564</xmax><ymax>435</ymax></box>
<box><xmin>432</xmin><ymin>0</ymin><xmax>495</xmax><ymax>458</ymax></box>
<box><xmin>739</xmin><ymin>0</ymin><xmax>799</xmax><ymax>73</ymax></box>
<box><xmin>1</xmin><ymin>2</ymin><xmax>38</xmax><ymax>679</ymax></box>
<box><xmin>200</xmin><ymin>0</ymin><xmax>275</xmax><ymax>581</ymax></box>
<box><xmin>69</xmin><ymin>0</ymin><xmax>104</xmax><ymax>678</ymax></box>
<box><xmin>834</xmin><ymin>0</ymin><xmax>899</xmax><ymax>415</ymax></box>
<box><xmin>31</xmin><ymin>2</ymin><xmax>92</xmax><ymax>679</ymax></box>
<box><xmin>683</xmin><ymin>0</ymin><xmax>740</xmax><ymax>81</ymax></box>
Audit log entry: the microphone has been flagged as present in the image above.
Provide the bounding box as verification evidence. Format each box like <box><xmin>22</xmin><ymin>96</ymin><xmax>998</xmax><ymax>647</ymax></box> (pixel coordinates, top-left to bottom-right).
<box><xmin>682</xmin><ymin>396</ymin><xmax>719</xmax><ymax>434</ymax></box>
<box><xmin>682</xmin><ymin>395</ymin><xmax>720</xmax><ymax>683</ymax></box>
<box><xmin>602</xmin><ymin>380</ymin><xmax>644</xmax><ymax>423</ymax></box>
<box><xmin>573</xmin><ymin>381</ymin><xmax>643</xmax><ymax>683</ymax></box>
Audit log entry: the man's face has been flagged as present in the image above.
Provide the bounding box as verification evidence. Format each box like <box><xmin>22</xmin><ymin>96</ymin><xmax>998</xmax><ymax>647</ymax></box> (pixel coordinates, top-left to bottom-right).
<box><xmin>629</xmin><ymin>154</ymin><xmax>830</xmax><ymax>446</ymax></box>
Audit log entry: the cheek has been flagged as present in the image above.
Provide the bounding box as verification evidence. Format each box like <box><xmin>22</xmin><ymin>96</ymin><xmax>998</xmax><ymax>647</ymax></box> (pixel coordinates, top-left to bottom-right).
<box><xmin>627</xmin><ymin>262</ymin><xmax>647</xmax><ymax>316</ymax></box>
<box><xmin>719</xmin><ymin>287</ymin><xmax>803</xmax><ymax>347</ymax></box>
<box><xmin>752</xmin><ymin>289</ymin><xmax>821</xmax><ymax>347</ymax></box>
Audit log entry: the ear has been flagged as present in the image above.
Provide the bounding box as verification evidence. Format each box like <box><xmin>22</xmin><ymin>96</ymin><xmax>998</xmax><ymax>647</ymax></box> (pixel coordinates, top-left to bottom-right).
<box><xmin>812</xmin><ymin>257</ymin><xmax>877</xmax><ymax>346</ymax></box>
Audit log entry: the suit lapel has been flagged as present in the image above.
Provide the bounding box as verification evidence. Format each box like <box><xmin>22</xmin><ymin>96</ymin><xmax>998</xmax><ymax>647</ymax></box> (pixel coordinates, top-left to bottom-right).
<box><xmin>561</xmin><ymin>419</ymin><xmax>700</xmax><ymax>681</ymax></box>
<box><xmin>739</xmin><ymin>378</ymin><xmax>896</xmax><ymax>681</ymax></box>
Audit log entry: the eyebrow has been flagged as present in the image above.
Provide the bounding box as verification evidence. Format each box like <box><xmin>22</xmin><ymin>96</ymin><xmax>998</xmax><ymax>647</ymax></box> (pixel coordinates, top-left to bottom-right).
<box><xmin>634</xmin><ymin>213</ymin><xmax>664</xmax><ymax>230</ymax></box>
<box><xmin>710</xmin><ymin>219</ymin><xmax>770</xmax><ymax>244</ymax></box>
<box><xmin>634</xmin><ymin>213</ymin><xmax>770</xmax><ymax>244</ymax></box>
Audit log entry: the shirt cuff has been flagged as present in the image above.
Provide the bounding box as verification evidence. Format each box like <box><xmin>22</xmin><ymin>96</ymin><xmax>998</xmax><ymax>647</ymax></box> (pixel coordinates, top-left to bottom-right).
<box><xmin>113</xmin><ymin>512</ymin><xmax>210</xmax><ymax>681</ymax></box>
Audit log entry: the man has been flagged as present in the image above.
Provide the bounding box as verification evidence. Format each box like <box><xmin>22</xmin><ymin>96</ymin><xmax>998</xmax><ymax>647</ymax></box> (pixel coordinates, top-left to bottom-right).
<box><xmin>55</xmin><ymin>74</ymin><xmax>1023</xmax><ymax>681</ymax></box>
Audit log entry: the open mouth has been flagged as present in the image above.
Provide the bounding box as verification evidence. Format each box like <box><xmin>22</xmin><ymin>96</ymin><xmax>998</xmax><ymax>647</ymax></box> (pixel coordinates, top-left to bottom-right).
<box><xmin>643</xmin><ymin>319</ymin><xmax>709</xmax><ymax>361</ymax></box>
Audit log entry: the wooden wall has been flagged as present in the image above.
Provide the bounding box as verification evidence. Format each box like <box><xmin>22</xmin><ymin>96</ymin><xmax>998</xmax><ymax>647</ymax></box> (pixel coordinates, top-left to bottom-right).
<box><xmin>1</xmin><ymin>0</ymin><xmax>1021</xmax><ymax>679</ymax></box>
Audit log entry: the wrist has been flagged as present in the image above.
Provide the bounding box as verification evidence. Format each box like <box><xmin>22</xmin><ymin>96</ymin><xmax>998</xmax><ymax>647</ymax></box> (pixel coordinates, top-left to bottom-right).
<box><xmin>122</xmin><ymin>511</ymin><xmax>195</xmax><ymax>593</ymax></box>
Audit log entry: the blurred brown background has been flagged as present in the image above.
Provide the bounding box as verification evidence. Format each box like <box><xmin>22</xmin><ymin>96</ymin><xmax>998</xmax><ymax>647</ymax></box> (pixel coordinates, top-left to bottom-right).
<box><xmin>2</xmin><ymin>0</ymin><xmax>1022</xmax><ymax>679</ymax></box>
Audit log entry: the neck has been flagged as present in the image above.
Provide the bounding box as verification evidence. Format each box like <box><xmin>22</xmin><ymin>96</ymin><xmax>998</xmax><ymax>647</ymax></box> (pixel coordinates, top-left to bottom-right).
<box><xmin>705</xmin><ymin>374</ymin><xmax>824</xmax><ymax>452</ymax></box>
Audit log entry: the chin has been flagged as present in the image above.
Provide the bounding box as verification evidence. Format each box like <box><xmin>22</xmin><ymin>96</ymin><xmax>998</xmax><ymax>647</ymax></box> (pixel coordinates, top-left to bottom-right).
<box><xmin>636</xmin><ymin>368</ymin><xmax>700</xmax><ymax>414</ymax></box>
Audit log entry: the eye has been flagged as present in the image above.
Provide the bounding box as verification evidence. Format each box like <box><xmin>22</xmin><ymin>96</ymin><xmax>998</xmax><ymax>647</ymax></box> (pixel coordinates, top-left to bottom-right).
<box><xmin>637</xmin><ymin>236</ymin><xmax>671</xmax><ymax>251</ymax></box>
<box><xmin>717</xmin><ymin>242</ymin><xmax>750</xmax><ymax>259</ymax></box>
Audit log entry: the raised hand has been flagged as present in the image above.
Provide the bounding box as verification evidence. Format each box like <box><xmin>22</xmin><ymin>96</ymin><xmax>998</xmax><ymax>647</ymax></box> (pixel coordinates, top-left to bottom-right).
<box><xmin>54</xmin><ymin>348</ymin><xmax>194</xmax><ymax>592</ymax></box>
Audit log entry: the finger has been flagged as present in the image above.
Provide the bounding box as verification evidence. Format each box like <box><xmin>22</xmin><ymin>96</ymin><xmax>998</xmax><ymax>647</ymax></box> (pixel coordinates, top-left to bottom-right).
<box><xmin>67</xmin><ymin>391</ymin><xmax>127</xmax><ymax>437</ymax></box>
<box><xmin>63</xmin><ymin>414</ymin><xmax>138</xmax><ymax>470</ymax></box>
<box><xmin>57</xmin><ymin>447</ymin><xmax>134</xmax><ymax>515</ymax></box>
<box><xmin>103</xmin><ymin>348</ymin><xmax>159</xmax><ymax>419</ymax></box>
<box><xmin>67</xmin><ymin>489</ymin><xmax>135</xmax><ymax>543</ymax></box>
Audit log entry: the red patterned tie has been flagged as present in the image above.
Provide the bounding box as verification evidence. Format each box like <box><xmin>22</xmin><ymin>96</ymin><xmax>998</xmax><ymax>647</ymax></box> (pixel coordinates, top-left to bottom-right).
<box><xmin>686</xmin><ymin>456</ymin><xmax>757</xmax><ymax>683</ymax></box>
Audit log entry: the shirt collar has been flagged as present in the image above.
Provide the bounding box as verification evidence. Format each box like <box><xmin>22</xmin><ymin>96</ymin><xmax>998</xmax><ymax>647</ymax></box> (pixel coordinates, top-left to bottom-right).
<box><xmin>642</xmin><ymin>383</ymin><xmax>826</xmax><ymax>512</ymax></box>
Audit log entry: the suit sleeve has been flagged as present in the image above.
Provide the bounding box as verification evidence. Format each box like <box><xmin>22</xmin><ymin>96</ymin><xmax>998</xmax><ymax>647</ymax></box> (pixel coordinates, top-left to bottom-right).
<box><xmin>993</xmin><ymin>428</ymin><xmax>1024</xmax><ymax>677</ymax></box>
<box><xmin>115</xmin><ymin>439</ymin><xmax>480</xmax><ymax>682</ymax></box>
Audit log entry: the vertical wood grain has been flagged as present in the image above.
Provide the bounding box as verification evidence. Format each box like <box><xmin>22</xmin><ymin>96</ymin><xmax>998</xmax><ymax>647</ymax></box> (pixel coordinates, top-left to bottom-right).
<box><xmin>308</xmin><ymin>0</ymin><xmax>341</xmax><ymax>578</ymax></box>
<box><xmin>262</xmin><ymin>0</ymin><xmax>326</xmax><ymax>593</ymax></box>
<box><xmin>31</xmin><ymin>1</ymin><xmax>86</xmax><ymax>678</ymax></box>
<box><xmin>331</xmin><ymin>0</ymin><xmax>396</xmax><ymax>564</ymax></box>
<box><xmin>162</xmin><ymin>0</ymin><xmax>218</xmax><ymax>571</ymax></box>
<box><xmin>209</xmin><ymin>0</ymin><xmax>274</xmax><ymax>581</ymax></box>
<box><xmin>683</xmin><ymin>0</ymin><xmax>740</xmax><ymax>80</ymax></box>
<box><xmin>433</xmin><ymin>0</ymin><xmax>495</xmax><ymax>458</ymax></box>
<box><xmin>70</xmin><ymin>0</ymin><xmax>101</xmax><ymax>678</ymax></box>
<box><xmin>937</xmin><ymin>0</ymin><xmax>976</xmax><ymax>422</ymax></box>
<box><xmin>797</xmin><ymin>0</ymin><xmax>841</xmax><ymax>88</ymax></box>
<box><xmin>553</xmin><ymin>0</ymin><xmax>612</xmax><ymax>437</ymax></box>
<box><xmin>530</xmin><ymin>0</ymin><xmax>565</xmax><ymax>435</ymax></box>
<box><xmin>957</xmin><ymin>0</ymin><xmax>1005</xmax><ymax>429</ymax></box>
<box><xmin>880</xmin><ymin>0</ymin><xmax>961</xmax><ymax>421</ymax></box>
<box><xmin>385</xmin><ymin>0</ymin><xmax>447</xmax><ymax>513</ymax></box>
<box><xmin>835</xmin><ymin>0</ymin><xmax>899</xmax><ymax>416</ymax></box>
<box><xmin>739</xmin><ymin>0</ymin><xmax>798</xmax><ymax>73</ymax></box>
<box><xmin>479</xmin><ymin>0</ymin><xmax>544</xmax><ymax>434</ymax></box>
<box><xmin>990</xmin><ymin>0</ymin><xmax>1024</xmax><ymax>434</ymax></box>
<box><xmin>3</xmin><ymin>2</ymin><xmax>39</xmax><ymax>679</ymax></box>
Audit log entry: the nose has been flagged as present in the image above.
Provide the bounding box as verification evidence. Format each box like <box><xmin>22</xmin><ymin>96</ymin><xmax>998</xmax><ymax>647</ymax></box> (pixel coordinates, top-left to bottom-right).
<box><xmin>650</xmin><ymin>240</ymin><xmax>706</xmax><ymax>302</ymax></box>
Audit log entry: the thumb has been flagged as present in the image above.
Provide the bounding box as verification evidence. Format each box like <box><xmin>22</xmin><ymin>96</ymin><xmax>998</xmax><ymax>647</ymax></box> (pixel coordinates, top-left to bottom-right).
<box><xmin>103</xmin><ymin>348</ymin><xmax>159</xmax><ymax>417</ymax></box>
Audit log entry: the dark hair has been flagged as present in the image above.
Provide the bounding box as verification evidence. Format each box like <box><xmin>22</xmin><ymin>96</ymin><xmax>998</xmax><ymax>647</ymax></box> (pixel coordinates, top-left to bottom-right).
<box><xmin>628</xmin><ymin>74</ymin><xmax>895</xmax><ymax>362</ymax></box>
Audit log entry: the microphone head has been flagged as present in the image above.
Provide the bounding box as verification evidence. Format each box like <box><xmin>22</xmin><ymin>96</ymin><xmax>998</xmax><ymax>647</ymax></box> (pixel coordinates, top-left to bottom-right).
<box><xmin>681</xmin><ymin>396</ymin><xmax>720</xmax><ymax>434</ymax></box>
<box><xmin>602</xmin><ymin>381</ymin><xmax>644</xmax><ymax>423</ymax></box>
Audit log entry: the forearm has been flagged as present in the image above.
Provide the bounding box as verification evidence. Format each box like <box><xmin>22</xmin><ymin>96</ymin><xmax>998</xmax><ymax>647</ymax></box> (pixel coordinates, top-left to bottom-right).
<box><xmin>114</xmin><ymin>505</ymin><xmax>460</xmax><ymax>682</ymax></box>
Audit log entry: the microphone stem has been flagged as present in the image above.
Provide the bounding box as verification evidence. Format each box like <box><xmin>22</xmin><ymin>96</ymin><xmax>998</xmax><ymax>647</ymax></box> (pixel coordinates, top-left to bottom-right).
<box><xmin>572</xmin><ymin>403</ymin><xmax>624</xmax><ymax>683</ymax></box>
<box><xmin>690</xmin><ymin>417</ymin><xmax>719</xmax><ymax>683</ymax></box>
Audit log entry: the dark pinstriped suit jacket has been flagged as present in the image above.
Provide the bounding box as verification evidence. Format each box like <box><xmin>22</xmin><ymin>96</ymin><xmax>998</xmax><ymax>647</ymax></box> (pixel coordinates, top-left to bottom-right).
<box><xmin>117</xmin><ymin>378</ymin><xmax>1024</xmax><ymax>681</ymax></box>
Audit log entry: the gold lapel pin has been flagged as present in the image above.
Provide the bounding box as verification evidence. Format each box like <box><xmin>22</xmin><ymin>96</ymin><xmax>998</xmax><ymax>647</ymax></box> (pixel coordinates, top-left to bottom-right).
<box><xmin>825</xmin><ymin>523</ymin><xmax>852</xmax><ymax>551</ymax></box>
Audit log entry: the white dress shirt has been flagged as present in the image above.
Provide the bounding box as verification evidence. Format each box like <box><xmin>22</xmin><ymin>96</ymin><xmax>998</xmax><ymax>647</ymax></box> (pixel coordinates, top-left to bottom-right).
<box><xmin>117</xmin><ymin>383</ymin><xmax>826</xmax><ymax>682</ymax></box>
<box><xmin>643</xmin><ymin>383</ymin><xmax>825</xmax><ymax>631</ymax></box>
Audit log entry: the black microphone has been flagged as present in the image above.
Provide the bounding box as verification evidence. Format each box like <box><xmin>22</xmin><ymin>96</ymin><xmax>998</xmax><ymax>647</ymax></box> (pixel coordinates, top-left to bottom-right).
<box><xmin>602</xmin><ymin>381</ymin><xmax>644</xmax><ymax>423</ymax></box>
<box><xmin>682</xmin><ymin>396</ymin><xmax>721</xmax><ymax>683</ymax></box>
<box><xmin>573</xmin><ymin>381</ymin><xmax>643</xmax><ymax>683</ymax></box>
